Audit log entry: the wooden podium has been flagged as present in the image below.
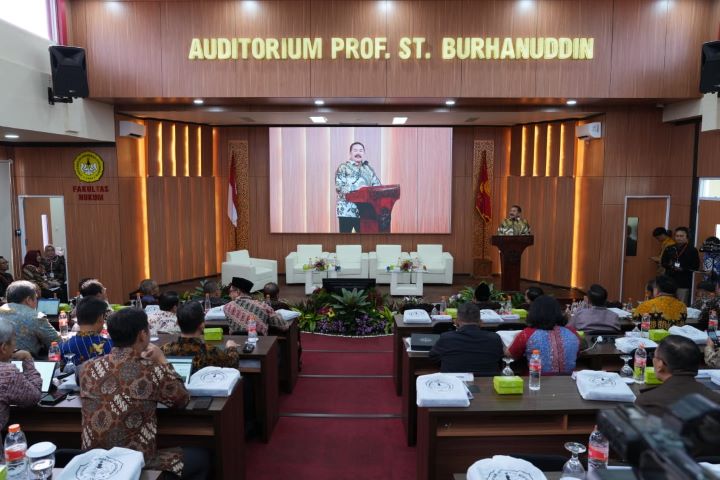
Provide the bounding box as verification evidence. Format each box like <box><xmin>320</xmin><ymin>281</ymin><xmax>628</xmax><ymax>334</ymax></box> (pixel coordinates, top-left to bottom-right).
<box><xmin>491</xmin><ymin>235</ymin><xmax>534</xmax><ymax>292</ymax></box>
<box><xmin>345</xmin><ymin>185</ymin><xmax>400</xmax><ymax>233</ymax></box>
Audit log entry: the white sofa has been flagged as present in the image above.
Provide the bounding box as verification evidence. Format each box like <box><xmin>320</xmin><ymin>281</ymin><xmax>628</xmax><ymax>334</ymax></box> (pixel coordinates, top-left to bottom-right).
<box><xmin>334</xmin><ymin>245</ymin><xmax>369</xmax><ymax>279</ymax></box>
<box><xmin>369</xmin><ymin>244</ymin><xmax>407</xmax><ymax>284</ymax></box>
<box><xmin>285</xmin><ymin>244</ymin><xmax>327</xmax><ymax>284</ymax></box>
<box><xmin>221</xmin><ymin>250</ymin><xmax>278</xmax><ymax>291</ymax></box>
<box><xmin>411</xmin><ymin>244</ymin><xmax>454</xmax><ymax>284</ymax></box>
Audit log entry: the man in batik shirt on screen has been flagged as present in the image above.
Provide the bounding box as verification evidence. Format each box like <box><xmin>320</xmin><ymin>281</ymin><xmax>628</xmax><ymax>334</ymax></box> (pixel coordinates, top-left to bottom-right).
<box><xmin>335</xmin><ymin>141</ymin><xmax>381</xmax><ymax>233</ymax></box>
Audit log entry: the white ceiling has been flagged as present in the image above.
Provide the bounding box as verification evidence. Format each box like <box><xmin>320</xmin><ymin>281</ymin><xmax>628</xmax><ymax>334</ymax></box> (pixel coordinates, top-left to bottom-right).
<box><xmin>122</xmin><ymin>108</ymin><xmax>597</xmax><ymax>126</ymax></box>
<box><xmin>0</xmin><ymin>124</ymin><xmax>109</xmax><ymax>143</ymax></box>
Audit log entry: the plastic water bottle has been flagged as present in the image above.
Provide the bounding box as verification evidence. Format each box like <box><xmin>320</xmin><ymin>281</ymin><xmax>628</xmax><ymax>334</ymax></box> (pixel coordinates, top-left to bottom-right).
<box><xmin>48</xmin><ymin>342</ymin><xmax>61</xmax><ymax>362</ymax></box>
<box><xmin>58</xmin><ymin>311</ymin><xmax>69</xmax><ymax>338</ymax></box>
<box><xmin>4</xmin><ymin>424</ymin><xmax>28</xmax><ymax>479</ymax></box>
<box><xmin>0</xmin><ymin>441</ymin><xmax>6</xmax><ymax>480</ymax></box>
<box><xmin>640</xmin><ymin>314</ymin><xmax>650</xmax><ymax>338</ymax></box>
<box><xmin>135</xmin><ymin>292</ymin><xmax>143</xmax><ymax>310</ymax></box>
<box><xmin>265</xmin><ymin>294</ymin><xmax>272</xmax><ymax>307</ymax></box>
<box><xmin>203</xmin><ymin>294</ymin><xmax>211</xmax><ymax>313</ymax></box>
<box><xmin>709</xmin><ymin>310</ymin><xmax>718</xmax><ymax>333</ymax></box>
<box><xmin>633</xmin><ymin>343</ymin><xmax>647</xmax><ymax>384</ymax></box>
<box><xmin>529</xmin><ymin>349</ymin><xmax>541</xmax><ymax>391</ymax></box>
<box><xmin>248</xmin><ymin>320</ymin><xmax>258</xmax><ymax>344</ymax></box>
<box><xmin>588</xmin><ymin>425</ymin><xmax>609</xmax><ymax>472</ymax></box>
<box><xmin>439</xmin><ymin>296</ymin><xmax>447</xmax><ymax>314</ymax></box>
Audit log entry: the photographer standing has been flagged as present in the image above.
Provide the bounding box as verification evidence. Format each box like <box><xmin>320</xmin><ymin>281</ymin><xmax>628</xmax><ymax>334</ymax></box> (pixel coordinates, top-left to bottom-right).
<box><xmin>661</xmin><ymin>227</ymin><xmax>700</xmax><ymax>305</ymax></box>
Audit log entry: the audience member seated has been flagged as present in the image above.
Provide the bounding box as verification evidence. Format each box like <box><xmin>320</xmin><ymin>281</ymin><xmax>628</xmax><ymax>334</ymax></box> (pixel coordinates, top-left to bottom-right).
<box><xmin>198</xmin><ymin>280</ymin><xmax>226</xmax><ymax>307</ymax></box>
<box><xmin>0</xmin><ymin>321</ymin><xmax>42</xmax><ymax>430</ymax></box>
<box><xmin>60</xmin><ymin>297</ymin><xmax>113</xmax><ymax>369</ymax></box>
<box><xmin>80</xmin><ymin>308</ymin><xmax>209</xmax><ymax>478</ymax></box>
<box><xmin>262</xmin><ymin>282</ymin><xmax>291</xmax><ymax>310</ymax></box>
<box><xmin>633</xmin><ymin>275</ymin><xmax>687</xmax><ymax>329</ymax></box>
<box><xmin>429</xmin><ymin>302</ymin><xmax>503</xmax><ymax>374</ymax></box>
<box><xmin>133</xmin><ymin>278</ymin><xmax>160</xmax><ymax>306</ymax></box>
<box><xmin>567</xmin><ymin>284</ymin><xmax>621</xmax><ymax>333</ymax></box>
<box><xmin>521</xmin><ymin>286</ymin><xmax>544</xmax><ymax>309</ymax></box>
<box><xmin>21</xmin><ymin>250</ymin><xmax>51</xmax><ymax>296</ymax></box>
<box><xmin>507</xmin><ymin>295</ymin><xmax>581</xmax><ymax>375</ymax></box>
<box><xmin>692</xmin><ymin>280</ymin><xmax>716</xmax><ymax>311</ymax></box>
<box><xmin>705</xmin><ymin>334</ymin><xmax>720</xmax><ymax>368</ymax></box>
<box><xmin>0</xmin><ymin>256</ymin><xmax>13</xmax><ymax>299</ymax></box>
<box><xmin>71</xmin><ymin>278</ymin><xmax>112</xmax><ymax>326</ymax></box>
<box><xmin>162</xmin><ymin>301</ymin><xmax>240</xmax><ymax>372</ymax></box>
<box><xmin>661</xmin><ymin>227</ymin><xmax>700</xmax><ymax>305</ymax></box>
<box><xmin>39</xmin><ymin>244</ymin><xmax>67</xmax><ymax>301</ymax></box>
<box><xmin>473</xmin><ymin>283</ymin><xmax>501</xmax><ymax>310</ymax></box>
<box><xmin>636</xmin><ymin>335</ymin><xmax>720</xmax><ymax>417</ymax></box>
<box><xmin>148</xmin><ymin>291</ymin><xmax>181</xmax><ymax>335</ymax></box>
<box><xmin>224</xmin><ymin>277</ymin><xmax>290</xmax><ymax>335</ymax></box>
<box><xmin>0</xmin><ymin>281</ymin><xmax>61</xmax><ymax>358</ymax></box>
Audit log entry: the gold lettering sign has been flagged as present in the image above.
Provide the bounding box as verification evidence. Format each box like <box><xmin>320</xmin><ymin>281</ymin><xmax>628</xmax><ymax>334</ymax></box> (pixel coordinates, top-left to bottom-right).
<box><xmin>188</xmin><ymin>37</ymin><xmax>594</xmax><ymax>61</ymax></box>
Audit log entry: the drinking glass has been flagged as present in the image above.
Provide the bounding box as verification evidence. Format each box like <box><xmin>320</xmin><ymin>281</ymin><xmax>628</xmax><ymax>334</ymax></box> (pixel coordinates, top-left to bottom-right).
<box><xmin>632</xmin><ymin>317</ymin><xmax>641</xmax><ymax>333</ymax></box>
<box><xmin>562</xmin><ymin>442</ymin><xmax>586</xmax><ymax>479</ymax></box>
<box><xmin>619</xmin><ymin>355</ymin><xmax>633</xmax><ymax>378</ymax></box>
<box><xmin>501</xmin><ymin>357</ymin><xmax>514</xmax><ymax>376</ymax></box>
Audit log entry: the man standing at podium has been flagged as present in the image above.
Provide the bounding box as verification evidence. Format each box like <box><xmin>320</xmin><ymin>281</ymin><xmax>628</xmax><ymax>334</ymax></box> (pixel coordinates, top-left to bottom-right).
<box><xmin>335</xmin><ymin>141</ymin><xmax>381</xmax><ymax>233</ymax></box>
<box><xmin>498</xmin><ymin>205</ymin><xmax>531</xmax><ymax>235</ymax></box>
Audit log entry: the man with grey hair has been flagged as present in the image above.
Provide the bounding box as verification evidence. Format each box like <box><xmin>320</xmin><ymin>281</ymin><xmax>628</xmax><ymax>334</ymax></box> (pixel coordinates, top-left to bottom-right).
<box><xmin>0</xmin><ymin>320</ymin><xmax>42</xmax><ymax>429</ymax></box>
<box><xmin>0</xmin><ymin>280</ymin><xmax>61</xmax><ymax>358</ymax></box>
<box><xmin>429</xmin><ymin>302</ymin><xmax>504</xmax><ymax>374</ymax></box>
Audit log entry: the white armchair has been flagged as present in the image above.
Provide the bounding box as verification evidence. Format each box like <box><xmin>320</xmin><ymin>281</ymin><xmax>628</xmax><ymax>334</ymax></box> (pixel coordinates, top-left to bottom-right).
<box><xmin>221</xmin><ymin>250</ymin><xmax>278</xmax><ymax>291</ymax></box>
<box><xmin>285</xmin><ymin>244</ymin><xmax>327</xmax><ymax>284</ymax></box>
<box><xmin>369</xmin><ymin>244</ymin><xmax>407</xmax><ymax>284</ymax></box>
<box><xmin>334</xmin><ymin>245</ymin><xmax>369</xmax><ymax>279</ymax></box>
<box><xmin>411</xmin><ymin>244</ymin><xmax>454</xmax><ymax>284</ymax></box>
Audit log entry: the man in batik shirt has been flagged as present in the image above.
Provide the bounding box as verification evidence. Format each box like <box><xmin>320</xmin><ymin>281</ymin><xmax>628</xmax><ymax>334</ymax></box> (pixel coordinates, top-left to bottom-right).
<box><xmin>79</xmin><ymin>308</ymin><xmax>208</xmax><ymax>477</ymax></box>
<box><xmin>223</xmin><ymin>277</ymin><xmax>290</xmax><ymax>335</ymax></box>
<box><xmin>162</xmin><ymin>301</ymin><xmax>240</xmax><ymax>372</ymax></box>
<box><xmin>335</xmin><ymin>141</ymin><xmax>381</xmax><ymax>233</ymax></box>
<box><xmin>497</xmin><ymin>204</ymin><xmax>531</xmax><ymax>236</ymax></box>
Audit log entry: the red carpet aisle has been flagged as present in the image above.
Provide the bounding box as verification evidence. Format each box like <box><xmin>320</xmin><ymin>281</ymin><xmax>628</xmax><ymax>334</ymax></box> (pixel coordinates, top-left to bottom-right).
<box><xmin>246</xmin><ymin>333</ymin><xmax>416</xmax><ymax>480</ymax></box>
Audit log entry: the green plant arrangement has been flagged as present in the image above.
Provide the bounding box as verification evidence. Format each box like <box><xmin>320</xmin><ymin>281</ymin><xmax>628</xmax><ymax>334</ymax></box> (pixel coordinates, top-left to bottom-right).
<box><xmin>292</xmin><ymin>287</ymin><xmax>395</xmax><ymax>336</ymax></box>
<box><xmin>447</xmin><ymin>283</ymin><xmax>527</xmax><ymax>309</ymax></box>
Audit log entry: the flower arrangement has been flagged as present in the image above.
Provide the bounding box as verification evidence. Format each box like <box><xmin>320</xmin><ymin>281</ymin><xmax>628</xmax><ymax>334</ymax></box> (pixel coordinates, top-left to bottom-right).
<box><xmin>293</xmin><ymin>287</ymin><xmax>394</xmax><ymax>336</ymax></box>
<box><xmin>303</xmin><ymin>257</ymin><xmax>329</xmax><ymax>271</ymax></box>
<box><xmin>399</xmin><ymin>258</ymin><xmax>414</xmax><ymax>272</ymax></box>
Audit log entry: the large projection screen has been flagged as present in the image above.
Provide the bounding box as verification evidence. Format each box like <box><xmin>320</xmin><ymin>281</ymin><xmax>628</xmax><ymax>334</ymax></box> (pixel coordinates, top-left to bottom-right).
<box><xmin>269</xmin><ymin>127</ymin><xmax>452</xmax><ymax>234</ymax></box>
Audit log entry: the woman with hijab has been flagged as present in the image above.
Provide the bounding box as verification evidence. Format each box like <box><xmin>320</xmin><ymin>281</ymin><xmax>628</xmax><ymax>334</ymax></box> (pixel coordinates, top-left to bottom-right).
<box><xmin>21</xmin><ymin>250</ymin><xmax>48</xmax><ymax>290</ymax></box>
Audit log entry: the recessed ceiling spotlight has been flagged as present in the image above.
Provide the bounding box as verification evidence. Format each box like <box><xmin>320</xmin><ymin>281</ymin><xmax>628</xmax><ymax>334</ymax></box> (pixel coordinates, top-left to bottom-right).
<box><xmin>193</xmin><ymin>99</ymin><xmax>204</xmax><ymax>105</ymax></box>
<box><xmin>566</xmin><ymin>99</ymin><xmax>577</xmax><ymax>105</ymax></box>
<box><xmin>4</xmin><ymin>134</ymin><xmax>19</xmax><ymax>139</ymax></box>
<box><xmin>314</xmin><ymin>99</ymin><xmax>325</xmax><ymax>106</ymax></box>
<box><xmin>445</xmin><ymin>99</ymin><xmax>456</xmax><ymax>106</ymax></box>
<box><xmin>309</xmin><ymin>116</ymin><xmax>328</xmax><ymax>124</ymax></box>
<box><xmin>392</xmin><ymin>117</ymin><xmax>408</xmax><ymax>125</ymax></box>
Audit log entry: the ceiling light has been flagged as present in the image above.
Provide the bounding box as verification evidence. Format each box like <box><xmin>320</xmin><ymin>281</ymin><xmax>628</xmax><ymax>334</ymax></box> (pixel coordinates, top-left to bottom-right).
<box><xmin>314</xmin><ymin>99</ymin><xmax>325</xmax><ymax>106</ymax></box>
<box><xmin>445</xmin><ymin>99</ymin><xmax>456</xmax><ymax>106</ymax></box>
<box><xmin>309</xmin><ymin>116</ymin><xmax>328</xmax><ymax>124</ymax></box>
<box><xmin>392</xmin><ymin>117</ymin><xmax>408</xmax><ymax>125</ymax></box>
<box><xmin>566</xmin><ymin>99</ymin><xmax>577</xmax><ymax>105</ymax></box>
<box><xmin>4</xmin><ymin>134</ymin><xmax>19</xmax><ymax>139</ymax></box>
<box><xmin>193</xmin><ymin>99</ymin><xmax>204</xmax><ymax>105</ymax></box>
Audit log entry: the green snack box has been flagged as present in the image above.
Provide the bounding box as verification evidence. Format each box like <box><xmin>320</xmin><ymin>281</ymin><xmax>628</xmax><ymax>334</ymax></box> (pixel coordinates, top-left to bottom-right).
<box><xmin>512</xmin><ymin>308</ymin><xmax>528</xmax><ymax>319</ymax></box>
<box><xmin>204</xmin><ymin>328</ymin><xmax>223</xmax><ymax>341</ymax></box>
<box><xmin>0</xmin><ymin>464</ymin><xmax>6</xmax><ymax>480</ymax></box>
<box><xmin>444</xmin><ymin>308</ymin><xmax>457</xmax><ymax>319</ymax></box>
<box><xmin>644</xmin><ymin>367</ymin><xmax>663</xmax><ymax>385</ymax></box>
<box><xmin>649</xmin><ymin>329</ymin><xmax>670</xmax><ymax>342</ymax></box>
<box><xmin>493</xmin><ymin>376</ymin><xmax>524</xmax><ymax>395</ymax></box>
<box><xmin>577</xmin><ymin>330</ymin><xmax>586</xmax><ymax>339</ymax></box>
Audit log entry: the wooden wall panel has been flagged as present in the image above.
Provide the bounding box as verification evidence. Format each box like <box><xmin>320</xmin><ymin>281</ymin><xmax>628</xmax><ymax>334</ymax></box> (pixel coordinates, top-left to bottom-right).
<box><xmin>460</xmin><ymin>0</ymin><xmax>537</xmax><ymax>97</ymax></box>
<box><xmin>118</xmin><ymin>177</ymin><xmax>148</xmax><ymax>300</ymax></box>
<box><xmin>697</xmin><ymin>200</ymin><xmax>720</xmax><ymax>247</ymax></box>
<box><xmin>386</xmin><ymin>0</ymin><xmax>462</xmax><ymax>97</ymax></box>
<box><xmin>535</xmin><ymin>0</ymin><xmax>613</xmax><ymax>98</ymax></box>
<box><xmin>698</xmin><ymin>130</ymin><xmax>720</xmax><ymax>177</ymax></box>
<box><xmin>310</xmin><ymin>0</ymin><xmax>386</xmax><ymax>97</ymax></box>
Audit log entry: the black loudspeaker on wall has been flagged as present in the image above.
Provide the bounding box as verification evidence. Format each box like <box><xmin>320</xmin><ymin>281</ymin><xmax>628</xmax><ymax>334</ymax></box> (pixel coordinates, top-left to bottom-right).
<box><xmin>48</xmin><ymin>45</ymin><xmax>89</xmax><ymax>104</ymax></box>
<box><xmin>700</xmin><ymin>41</ymin><xmax>720</xmax><ymax>94</ymax></box>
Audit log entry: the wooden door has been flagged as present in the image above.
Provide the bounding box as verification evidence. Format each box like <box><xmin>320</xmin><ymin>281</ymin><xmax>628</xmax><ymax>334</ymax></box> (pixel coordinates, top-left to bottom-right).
<box><xmin>621</xmin><ymin>198</ymin><xmax>669</xmax><ymax>302</ymax></box>
<box><xmin>22</xmin><ymin>197</ymin><xmax>52</xmax><ymax>253</ymax></box>
<box><xmin>697</xmin><ymin>199</ymin><xmax>720</xmax><ymax>247</ymax></box>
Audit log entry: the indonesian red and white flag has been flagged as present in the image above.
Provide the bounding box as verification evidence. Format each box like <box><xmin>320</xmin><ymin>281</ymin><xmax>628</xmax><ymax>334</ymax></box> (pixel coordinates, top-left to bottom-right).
<box><xmin>227</xmin><ymin>152</ymin><xmax>238</xmax><ymax>227</ymax></box>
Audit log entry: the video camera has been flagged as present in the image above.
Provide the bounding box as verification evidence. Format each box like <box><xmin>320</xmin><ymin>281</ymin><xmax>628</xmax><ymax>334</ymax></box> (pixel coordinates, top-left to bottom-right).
<box><xmin>593</xmin><ymin>394</ymin><xmax>720</xmax><ymax>480</ymax></box>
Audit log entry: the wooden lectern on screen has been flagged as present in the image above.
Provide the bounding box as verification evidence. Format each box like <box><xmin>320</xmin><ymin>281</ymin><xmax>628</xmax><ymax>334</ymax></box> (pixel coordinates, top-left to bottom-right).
<box><xmin>345</xmin><ymin>185</ymin><xmax>401</xmax><ymax>233</ymax></box>
<box><xmin>491</xmin><ymin>235</ymin><xmax>534</xmax><ymax>292</ymax></box>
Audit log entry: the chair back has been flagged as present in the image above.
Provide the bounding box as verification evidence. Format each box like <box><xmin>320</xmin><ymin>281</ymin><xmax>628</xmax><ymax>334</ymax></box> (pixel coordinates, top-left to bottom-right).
<box><xmin>375</xmin><ymin>244</ymin><xmax>401</xmax><ymax>263</ymax></box>
<box><xmin>417</xmin><ymin>244</ymin><xmax>443</xmax><ymax>257</ymax></box>
<box><xmin>297</xmin><ymin>244</ymin><xmax>323</xmax><ymax>261</ymax></box>
<box><xmin>226</xmin><ymin>250</ymin><xmax>251</xmax><ymax>265</ymax></box>
<box><xmin>336</xmin><ymin>244</ymin><xmax>362</xmax><ymax>263</ymax></box>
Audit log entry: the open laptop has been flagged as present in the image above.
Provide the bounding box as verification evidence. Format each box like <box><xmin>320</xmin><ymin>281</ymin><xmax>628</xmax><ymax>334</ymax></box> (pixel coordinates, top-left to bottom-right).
<box><xmin>37</xmin><ymin>299</ymin><xmax>60</xmax><ymax>316</ymax></box>
<box><xmin>166</xmin><ymin>357</ymin><xmax>193</xmax><ymax>386</ymax></box>
<box><xmin>12</xmin><ymin>360</ymin><xmax>58</xmax><ymax>393</ymax></box>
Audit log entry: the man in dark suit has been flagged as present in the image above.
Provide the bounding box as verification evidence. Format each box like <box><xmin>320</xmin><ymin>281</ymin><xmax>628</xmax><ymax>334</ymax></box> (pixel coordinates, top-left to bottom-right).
<box><xmin>429</xmin><ymin>302</ymin><xmax>503</xmax><ymax>374</ymax></box>
<box><xmin>635</xmin><ymin>335</ymin><xmax>719</xmax><ymax>417</ymax></box>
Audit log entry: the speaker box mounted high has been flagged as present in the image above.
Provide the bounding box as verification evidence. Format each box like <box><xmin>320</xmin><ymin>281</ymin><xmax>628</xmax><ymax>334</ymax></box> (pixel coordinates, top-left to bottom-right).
<box><xmin>48</xmin><ymin>45</ymin><xmax>89</xmax><ymax>104</ymax></box>
<box><xmin>700</xmin><ymin>41</ymin><xmax>720</xmax><ymax>94</ymax></box>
